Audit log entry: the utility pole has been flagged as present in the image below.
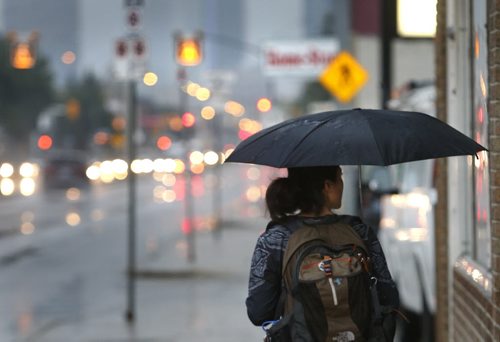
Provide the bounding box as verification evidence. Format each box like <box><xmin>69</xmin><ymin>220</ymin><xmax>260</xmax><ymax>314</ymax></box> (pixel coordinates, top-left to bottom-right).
<box><xmin>122</xmin><ymin>0</ymin><xmax>146</xmax><ymax>323</ymax></box>
<box><xmin>174</xmin><ymin>31</ymin><xmax>203</xmax><ymax>262</ymax></box>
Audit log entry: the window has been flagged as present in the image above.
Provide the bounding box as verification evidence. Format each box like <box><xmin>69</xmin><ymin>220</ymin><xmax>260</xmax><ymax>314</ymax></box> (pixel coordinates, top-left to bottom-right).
<box><xmin>470</xmin><ymin>0</ymin><xmax>491</xmax><ymax>268</ymax></box>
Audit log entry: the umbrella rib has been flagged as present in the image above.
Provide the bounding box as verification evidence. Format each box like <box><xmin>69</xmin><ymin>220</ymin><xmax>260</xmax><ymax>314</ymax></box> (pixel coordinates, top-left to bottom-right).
<box><xmin>281</xmin><ymin>119</ymin><xmax>332</xmax><ymax>166</ymax></box>
<box><xmin>365</xmin><ymin>123</ymin><xmax>389</xmax><ymax>166</ymax></box>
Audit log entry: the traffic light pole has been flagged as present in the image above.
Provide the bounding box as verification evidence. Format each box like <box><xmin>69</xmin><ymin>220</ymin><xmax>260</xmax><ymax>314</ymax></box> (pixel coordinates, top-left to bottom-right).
<box><xmin>178</xmin><ymin>67</ymin><xmax>196</xmax><ymax>262</ymax></box>
<box><xmin>125</xmin><ymin>79</ymin><xmax>138</xmax><ymax>322</ymax></box>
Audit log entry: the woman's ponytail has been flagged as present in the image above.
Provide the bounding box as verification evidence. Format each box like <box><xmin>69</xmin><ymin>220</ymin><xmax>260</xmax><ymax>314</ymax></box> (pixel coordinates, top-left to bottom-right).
<box><xmin>265</xmin><ymin>177</ymin><xmax>299</xmax><ymax>222</ymax></box>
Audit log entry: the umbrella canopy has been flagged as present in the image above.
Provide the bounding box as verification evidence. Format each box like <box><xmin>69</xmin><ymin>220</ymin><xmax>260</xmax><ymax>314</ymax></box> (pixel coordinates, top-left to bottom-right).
<box><xmin>225</xmin><ymin>109</ymin><xmax>486</xmax><ymax>167</ymax></box>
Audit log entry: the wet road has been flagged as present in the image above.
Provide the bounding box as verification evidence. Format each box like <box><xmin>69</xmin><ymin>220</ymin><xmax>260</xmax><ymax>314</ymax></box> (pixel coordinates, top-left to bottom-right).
<box><xmin>0</xmin><ymin>164</ymin><xmax>275</xmax><ymax>341</ymax></box>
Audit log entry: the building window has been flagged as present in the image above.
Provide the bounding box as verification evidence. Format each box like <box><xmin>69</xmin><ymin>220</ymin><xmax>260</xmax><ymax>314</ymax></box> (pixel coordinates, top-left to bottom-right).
<box><xmin>470</xmin><ymin>0</ymin><xmax>491</xmax><ymax>268</ymax></box>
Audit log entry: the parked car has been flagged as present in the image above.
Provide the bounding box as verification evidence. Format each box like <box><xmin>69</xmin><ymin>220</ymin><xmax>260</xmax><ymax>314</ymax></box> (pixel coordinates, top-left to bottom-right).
<box><xmin>362</xmin><ymin>81</ymin><xmax>436</xmax><ymax>341</ymax></box>
<box><xmin>42</xmin><ymin>151</ymin><xmax>89</xmax><ymax>189</ymax></box>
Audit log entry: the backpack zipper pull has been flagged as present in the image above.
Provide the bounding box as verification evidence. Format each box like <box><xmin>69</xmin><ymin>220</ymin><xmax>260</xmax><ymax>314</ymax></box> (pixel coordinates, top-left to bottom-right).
<box><xmin>319</xmin><ymin>256</ymin><xmax>338</xmax><ymax>306</ymax></box>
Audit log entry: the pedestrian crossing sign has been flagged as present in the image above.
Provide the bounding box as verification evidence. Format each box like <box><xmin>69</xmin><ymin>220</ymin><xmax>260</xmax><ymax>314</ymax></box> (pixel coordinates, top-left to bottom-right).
<box><xmin>319</xmin><ymin>51</ymin><xmax>368</xmax><ymax>103</ymax></box>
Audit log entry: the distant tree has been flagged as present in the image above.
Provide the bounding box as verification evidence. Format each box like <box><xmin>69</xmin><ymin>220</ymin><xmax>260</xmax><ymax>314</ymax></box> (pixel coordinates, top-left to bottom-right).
<box><xmin>0</xmin><ymin>36</ymin><xmax>55</xmax><ymax>142</ymax></box>
<box><xmin>59</xmin><ymin>74</ymin><xmax>113</xmax><ymax>150</ymax></box>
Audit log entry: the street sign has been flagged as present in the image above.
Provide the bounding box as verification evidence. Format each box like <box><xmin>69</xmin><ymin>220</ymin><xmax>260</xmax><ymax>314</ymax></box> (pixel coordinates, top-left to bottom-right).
<box><xmin>318</xmin><ymin>51</ymin><xmax>368</xmax><ymax>103</ymax></box>
<box><xmin>126</xmin><ymin>9</ymin><xmax>141</xmax><ymax>30</ymax></box>
<box><xmin>114</xmin><ymin>37</ymin><xmax>147</xmax><ymax>80</ymax></box>
<box><xmin>262</xmin><ymin>39</ymin><xmax>340</xmax><ymax>77</ymax></box>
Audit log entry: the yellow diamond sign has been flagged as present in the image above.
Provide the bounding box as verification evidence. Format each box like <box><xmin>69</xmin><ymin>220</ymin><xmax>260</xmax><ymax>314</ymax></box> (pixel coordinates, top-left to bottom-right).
<box><xmin>319</xmin><ymin>51</ymin><xmax>368</xmax><ymax>103</ymax></box>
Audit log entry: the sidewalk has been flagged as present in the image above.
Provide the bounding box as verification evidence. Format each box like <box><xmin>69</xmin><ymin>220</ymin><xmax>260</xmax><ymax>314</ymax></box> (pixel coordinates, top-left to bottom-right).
<box><xmin>36</xmin><ymin>216</ymin><xmax>268</xmax><ymax>342</ymax></box>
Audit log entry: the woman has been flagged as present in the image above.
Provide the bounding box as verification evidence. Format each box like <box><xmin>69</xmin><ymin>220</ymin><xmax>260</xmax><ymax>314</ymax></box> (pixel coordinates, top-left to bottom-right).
<box><xmin>246</xmin><ymin>165</ymin><xmax>399</xmax><ymax>340</ymax></box>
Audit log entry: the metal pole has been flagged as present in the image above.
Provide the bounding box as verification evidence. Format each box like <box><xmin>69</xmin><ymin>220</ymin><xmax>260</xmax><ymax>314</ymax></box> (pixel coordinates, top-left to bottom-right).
<box><xmin>212</xmin><ymin>113</ymin><xmax>222</xmax><ymax>237</ymax></box>
<box><xmin>125</xmin><ymin>79</ymin><xmax>137</xmax><ymax>322</ymax></box>
<box><xmin>178</xmin><ymin>67</ymin><xmax>196</xmax><ymax>262</ymax></box>
<box><xmin>381</xmin><ymin>0</ymin><xmax>396</xmax><ymax>109</ymax></box>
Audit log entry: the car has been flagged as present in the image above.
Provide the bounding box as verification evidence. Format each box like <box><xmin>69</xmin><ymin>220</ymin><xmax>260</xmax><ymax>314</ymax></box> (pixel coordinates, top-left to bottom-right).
<box><xmin>42</xmin><ymin>151</ymin><xmax>89</xmax><ymax>189</ymax></box>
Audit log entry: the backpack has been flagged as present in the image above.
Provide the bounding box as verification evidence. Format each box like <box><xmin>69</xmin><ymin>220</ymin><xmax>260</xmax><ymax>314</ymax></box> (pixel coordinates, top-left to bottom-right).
<box><xmin>264</xmin><ymin>218</ymin><xmax>382</xmax><ymax>342</ymax></box>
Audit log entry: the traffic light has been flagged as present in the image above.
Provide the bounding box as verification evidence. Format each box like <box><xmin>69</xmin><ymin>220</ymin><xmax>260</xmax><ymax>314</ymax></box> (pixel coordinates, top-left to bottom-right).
<box><xmin>37</xmin><ymin>135</ymin><xmax>53</xmax><ymax>150</ymax></box>
<box><xmin>8</xmin><ymin>31</ymin><xmax>38</xmax><ymax>69</ymax></box>
<box><xmin>175</xmin><ymin>33</ymin><xmax>203</xmax><ymax>66</ymax></box>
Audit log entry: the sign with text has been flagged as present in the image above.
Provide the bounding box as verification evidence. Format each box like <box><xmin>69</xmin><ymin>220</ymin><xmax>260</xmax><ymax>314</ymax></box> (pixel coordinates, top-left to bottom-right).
<box><xmin>262</xmin><ymin>39</ymin><xmax>340</xmax><ymax>77</ymax></box>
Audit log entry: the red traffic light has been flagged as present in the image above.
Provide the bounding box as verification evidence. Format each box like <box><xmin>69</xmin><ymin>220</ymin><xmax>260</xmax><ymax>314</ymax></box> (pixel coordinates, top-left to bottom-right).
<box><xmin>38</xmin><ymin>135</ymin><xmax>53</xmax><ymax>150</ymax></box>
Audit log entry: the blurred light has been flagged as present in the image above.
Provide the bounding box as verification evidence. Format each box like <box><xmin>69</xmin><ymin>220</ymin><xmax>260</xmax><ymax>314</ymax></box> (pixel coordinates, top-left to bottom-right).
<box><xmin>239</xmin><ymin>118</ymin><xmax>262</xmax><ymax>134</ymax></box>
<box><xmin>191</xmin><ymin>175</ymin><xmax>205</xmax><ymax>197</ymax></box>
<box><xmin>112</xmin><ymin>116</ymin><xmax>126</xmax><ymax>131</ymax></box>
<box><xmin>153</xmin><ymin>185</ymin><xmax>167</xmax><ymax>199</ymax></box>
<box><xmin>239</xmin><ymin>129</ymin><xmax>253</xmax><ymax>140</ymax></box>
<box><xmin>246</xmin><ymin>186</ymin><xmax>262</xmax><ymax>202</ymax></box>
<box><xmin>186</xmin><ymin>82</ymin><xmax>200</xmax><ymax>96</ymax></box>
<box><xmin>142</xmin><ymin>159</ymin><xmax>154</xmax><ymax>173</ymax></box>
<box><xmin>93</xmin><ymin>131</ymin><xmax>109</xmax><ymax>145</ymax></box>
<box><xmin>191</xmin><ymin>163</ymin><xmax>205</xmax><ymax>174</ymax></box>
<box><xmin>156</xmin><ymin>136</ymin><xmax>172</xmax><ymax>151</ymax></box>
<box><xmin>19</xmin><ymin>163</ymin><xmax>38</xmax><ymax>178</ymax></box>
<box><xmin>397</xmin><ymin>0</ymin><xmax>437</xmax><ymax>38</ymax></box>
<box><xmin>0</xmin><ymin>163</ymin><xmax>14</xmax><ymax>178</ymax></box>
<box><xmin>246</xmin><ymin>167</ymin><xmax>261</xmax><ymax>181</ymax></box>
<box><xmin>182</xmin><ymin>112</ymin><xmax>196</xmax><ymax>127</ymax></box>
<box><xmin>189</xmin><ymin>151</ymin><xmax>204</xmax><ymax>165</ymax></box>
<box><xmin>19</xmin><ymin>178</ymin><xmax>35</xmax><ymax>196</ymax></box>
<box><xmin>112</xmin><ymin>159</ymin><xmax>128</xmax><ymax>179</ymax></box>
<box><xmin>169</xmin><ymin>116</ymin><xmax>184</xmax><ymax>131</ymax></box>
<box><xmin>173</xmin><ymin>159</ymin><xmax>186</xmax><ymax>174</ymax></box>
<box><xmin>20</xmin><ymin>222</ymin><xmax>35</xmax><ymax>235</ymax></box>
<box><xmin>406</xmin><ymin>193</ymin><xmax>431</xmax><ymax>209</ymax></box>
<box><xmin>175</xmin><ymin>37</ymin><xmax>203</xmax><ymax>66</ymax></box>
<box><xmin>11</xmin><ymin>42</ymin><xmax>36</xmax><ymax>69</ymax></box>
<box><xmin>61</xmin><ymin>50</ymin><xmax>76</xmax><ymax>64</ymax></box>
<box><xmin>380</xmin><ymin>217</ymin><xmax>396</xmax><ymax>229</ymax></box>
<box><xmin>153</xmin><ymin>158</ymin><xmax>167</xmax><ymax>173</ymax></box>
<box><xmin>0</xmin><ymin>178</ymin><xmax>15</xmax><ymax>195</ymax></box>
<box><xmin>204</xmin><ymin>151</ymin><xmax>219</xmax><ymax>165</ymax></box>
<box><xmin>162</xmin><ymin>189</ymin><xmax>177</xmax><ymax>202</ymax></box>
<box><xmin>37</xmin><ymin>135</ymin><xmax>53</xmax><ymax>150</ymax></box>
<box><xmin>143</xmin><ymin>72</ymin><xmax>158</xmax><ymax>86</ymax></box>
<box><xmin>97</xmin><ymin>160</ymin><xmax>114</xmax><ymax>183</ymax></box>
<box><xmin>65</xmin><ymin>98</ymin><xmax>81</xmax><ymax>120</ymax></box>
<box><xmin>195</xmin><ymin>87</ymin><xmax>210</xmax><ymax>101</ymax></box>
<box><xmin>224</xmin><ymin>101</ymin><xmax>245</xmax><ymax>117</ymax></box>
<box><xmin>66</xmin><ymin>187</ymin><xmax>81</xmax><ymax>201</ymax></box>
<box><xmin>66</xmin><ymin>212</ymin><xmax>81</xmax><ymax>226</ymax></box>
<box><xmin>182</xmin><ymin>218</ymin><xmax>192</xmax><ymax>234</ymax></box>
<box><xmin>162</xmin><ymin>173</ymin><xmax>176</xmax><ymax>186</ymax></box>
<box><xmin>200</xmin><ymin>106</ymin><xmax>215</xmax><ymax>120</ymax></box>
<box><xmin>256</xmin><ymin>97</ymin><xmax>272</xmax><ymax>112</ymax></box>
<box><xmin>131</xmin><ymin>159</ymin><xmax>142</xmax><ymax>174</ymax></box>
<box><xmin>86</xmin><ymin>165</ymin><xmax>101</xmax><ymax>181</ymax></box>
<box><xmin>164</xmin><ymin>158</ymin><xmax>176</xmax><ymax>173</ymax></box>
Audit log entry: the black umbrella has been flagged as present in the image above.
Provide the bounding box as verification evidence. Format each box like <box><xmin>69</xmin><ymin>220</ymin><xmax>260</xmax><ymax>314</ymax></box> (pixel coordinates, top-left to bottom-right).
<box><xmin>225</xmin><ymin>109</ymin><xmax>486</xmax><ymax>167</ymax></box>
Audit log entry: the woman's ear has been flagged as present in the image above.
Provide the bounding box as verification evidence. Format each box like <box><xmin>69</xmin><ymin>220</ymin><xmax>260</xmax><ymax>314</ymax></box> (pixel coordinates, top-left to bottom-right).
<box><xmin>323</xmin><ymin>179</ymin><xmax>334</xmax><ymax>192</ymax></box>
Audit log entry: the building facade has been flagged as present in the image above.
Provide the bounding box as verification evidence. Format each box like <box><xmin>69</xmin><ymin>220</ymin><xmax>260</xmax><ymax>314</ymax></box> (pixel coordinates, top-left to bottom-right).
<box><xmin>436</xmin><ymin>0</ymin><xmax>499</xmax><ymax>340</ymax></box>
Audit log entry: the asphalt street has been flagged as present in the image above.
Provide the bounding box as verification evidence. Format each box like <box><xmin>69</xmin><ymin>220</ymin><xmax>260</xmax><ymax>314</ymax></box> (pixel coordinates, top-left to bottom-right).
<box><xmin>0</xmin><ymin>164</ymin><xmax>274</xmax><ymax>342</ymax></box>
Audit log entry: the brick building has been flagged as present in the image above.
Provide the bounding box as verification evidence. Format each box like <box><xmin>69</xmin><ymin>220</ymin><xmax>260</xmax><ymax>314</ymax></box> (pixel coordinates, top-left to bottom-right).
<box><xmin>435</xmin><ymin>0</ymin><xmax>499</xmax><ymax>340</ymax></box>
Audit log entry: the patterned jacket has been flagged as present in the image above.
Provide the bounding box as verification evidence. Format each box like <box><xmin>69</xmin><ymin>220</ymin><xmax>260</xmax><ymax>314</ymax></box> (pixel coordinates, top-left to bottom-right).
<box><xmin>245</xmin><ymin>214</ymin><xmax>400</xmax><ymax>326</ymax></box>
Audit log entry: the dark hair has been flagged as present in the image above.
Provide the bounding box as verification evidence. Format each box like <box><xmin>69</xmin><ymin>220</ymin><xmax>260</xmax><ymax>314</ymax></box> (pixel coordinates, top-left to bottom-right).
<box><xmin>265</xmin><ymin>166</ymin><xmax>341</xmax><ymax>222</ymax></box>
